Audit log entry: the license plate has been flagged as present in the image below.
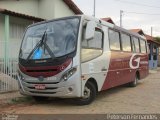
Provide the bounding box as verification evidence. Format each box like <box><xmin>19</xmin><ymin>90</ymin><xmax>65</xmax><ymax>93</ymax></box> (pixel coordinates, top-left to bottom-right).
<box><xmin>34</xmin><ymin>84</ymin><xmax>46</xmax><ymax>90</ymax></box>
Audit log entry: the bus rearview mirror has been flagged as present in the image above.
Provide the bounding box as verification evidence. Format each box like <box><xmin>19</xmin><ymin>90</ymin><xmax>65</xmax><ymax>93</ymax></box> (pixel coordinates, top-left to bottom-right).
<box><xmin>85</xmin><ymin>21</ymin><xmax>96</xmax><ymax>40</ymax></box>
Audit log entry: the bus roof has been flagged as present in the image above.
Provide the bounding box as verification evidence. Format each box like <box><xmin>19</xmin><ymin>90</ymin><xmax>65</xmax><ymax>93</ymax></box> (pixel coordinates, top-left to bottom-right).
<box><xmin>27</xmin><ymin>15</ymin><xmax>146</xmax><ymax>41</ymax></box>
<box><xmin>82</xmin><ymin>15</ymin><xmax>146</xmax><ymax>40</ymax></box>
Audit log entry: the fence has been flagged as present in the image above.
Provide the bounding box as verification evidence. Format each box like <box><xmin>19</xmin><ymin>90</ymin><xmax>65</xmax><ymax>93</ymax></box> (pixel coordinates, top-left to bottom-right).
<box><xmin>0</xmin><ymin>40</ymin><xmax>20</xmax><ymax>93</ymax></box>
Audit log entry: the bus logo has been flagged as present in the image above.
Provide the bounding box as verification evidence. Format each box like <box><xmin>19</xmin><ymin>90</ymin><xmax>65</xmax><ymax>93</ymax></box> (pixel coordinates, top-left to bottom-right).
<box><xmin>129</xmin><ymin>54</ymin><xmax>140</xmax><ymax>69</ymax></box>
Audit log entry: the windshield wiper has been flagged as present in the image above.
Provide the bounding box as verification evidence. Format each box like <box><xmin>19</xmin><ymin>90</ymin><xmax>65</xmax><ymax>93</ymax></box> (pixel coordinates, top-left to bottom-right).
<box><xmin>26</xmin><ymin>31</ymin><xmax>55</xmax><ymax>62</ymax></box>
<box><xmin>42</xmin><ymin>32</ymin><xmax>55</xmax><ymax>59</ymax></box>
<box><xmin>26</xmin><ymin>31</ymin><xmax>46</xmax><ymax>61</ymax></box>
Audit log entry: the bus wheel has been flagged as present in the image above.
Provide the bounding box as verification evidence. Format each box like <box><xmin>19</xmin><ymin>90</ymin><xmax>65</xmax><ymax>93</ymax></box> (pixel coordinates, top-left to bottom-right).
<box><xmin>33</xmin><ymin>96</ymin><xmax>48</xmax><ymax>102</ymax></box>
<box><xmin>128</xmin><ymin>74</ymin><xmax>138</xmax><ymax>87</ymax></box>
<box><xmin>74</xmin><ymin>81</ymin><xmax>97</xmax><ymax>105</ymax></box>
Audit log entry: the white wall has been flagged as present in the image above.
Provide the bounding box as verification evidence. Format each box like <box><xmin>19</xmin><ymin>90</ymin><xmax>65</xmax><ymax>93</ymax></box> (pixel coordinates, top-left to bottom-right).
<box><xmin>0</xmin><ymin>0</ymin><xmax>39</xmax><ymax>17</ymax></box>
<box><xmin>38</xmin><ymin>0</ymin><xmax>75</xmax><ymax>19</ymax></box>
<box><xmin>0</xmin><ymin>0</ymin><xmax>75</xmax><ymax>20</ymax></box>
<box><xmin>9</xmin><ymin>16</ymin><xmax>33</xmax><ymax>58</ymax></box>
<box><xmin>0</xmin><ymin>0</ymin><xmax>76</xmax><ymax>57</ymax></box>
<box><xmin>0</xmin><ymin>15</ymin><xmax>33</xmax><ymax>58</ymax></box>
<box><xmin>54</xmin><ymin>0</ymin><xmax>75</xmax><ymax>18</ymax></box>
<box><xmin>10</xmin><ymin>16</ymin><xmax>33</xmax><ymax>41</ymax></box>
<box><xmin>38</xmin><ymin>0</ymin><xmax>55</xmax><ymax>20</ymax></box>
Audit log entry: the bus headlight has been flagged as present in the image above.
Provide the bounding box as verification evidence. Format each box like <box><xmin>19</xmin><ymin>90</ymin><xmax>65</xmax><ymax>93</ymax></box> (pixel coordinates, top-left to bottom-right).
<box><xmin>61</xmin><ymin>67</ymin><xmax>77</xmax><ymax>81</ymax></box>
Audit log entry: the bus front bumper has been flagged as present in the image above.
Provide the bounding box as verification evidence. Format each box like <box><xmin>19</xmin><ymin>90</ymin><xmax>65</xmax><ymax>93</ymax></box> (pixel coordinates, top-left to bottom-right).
<box><xmin>17</xmin><ymin>75</ymin><xmax>81</xmax><ymax>98</ymax></box>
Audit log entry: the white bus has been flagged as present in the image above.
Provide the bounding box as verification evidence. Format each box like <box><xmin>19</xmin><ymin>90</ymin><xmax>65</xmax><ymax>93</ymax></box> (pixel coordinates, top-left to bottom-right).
<box><xmin>18</xmin><ymin>15</ymin><xmax>149</xmax><ymax>105</ymax></box>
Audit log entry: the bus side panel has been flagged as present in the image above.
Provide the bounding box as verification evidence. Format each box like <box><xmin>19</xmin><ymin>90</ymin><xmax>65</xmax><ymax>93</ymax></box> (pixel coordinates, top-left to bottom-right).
<box><xmin>101</xmin><ymin>51</ymin><xmax>149</xmax><ymax>91</ymax></box>
<box><xmin>120</xmin><ymin>52</ymin><xmax>136</xmax><ymax>84</ymax></box>
<box><xmin>139</xmin><ymin>54</ymin><xmax>149</xmax><ymax>79</ymax></box>
<box><xmin>81</xmin><ymin>51</ymin><xmax>111</xmax><ymax>93</ymax></box>
<box><xmin>101</xmin><ymin>51</ymin><xmax>133</xmax><ymax>90</ymax></box>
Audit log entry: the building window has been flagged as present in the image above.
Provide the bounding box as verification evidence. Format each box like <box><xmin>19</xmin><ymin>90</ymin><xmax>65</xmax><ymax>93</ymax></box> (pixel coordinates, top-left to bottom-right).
<box><xmin>10</xmin><ymin>23</ymin><xmax>27</xmax><ymax>39</ymax></box>
<box><xmin>149</xmin><ymin>54</ymin><xmax>151</xmax><ymax>60</ymax></box>
<box><xmin>109</xmin><ymin>29</ymin><xmax>121</xmax><ymax>50</ymax></box>
<box><xmin>121</xmin><ymin>33</ymin><xmax>131</xmax><ymax>52</ymax></box>
<box><xmin>153</xmin><ymin>45</ymin><xmax>157</xmax><ymax>60</ymax></box>
<box><xmin>153</xmin><ymin>55</ymin><xmax>157</xmax><ymax>60</ymax></box>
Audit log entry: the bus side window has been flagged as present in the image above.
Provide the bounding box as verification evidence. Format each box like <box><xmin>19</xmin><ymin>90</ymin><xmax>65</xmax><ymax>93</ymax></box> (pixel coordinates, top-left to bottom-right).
<box><xmin>121</xmin><ymin>33</ymin><xmax>131</xmax><ymax>52</ymax></box>
<box><xmin>87</xmin><ymin>28</ymin><xmax>103</xmax><ymax>49</ymax></box>
<box><xmin>82</xmin><ymin>28</ymin><xmax>103</xmax><ymax>49</ymax></box>
<box><xmin>140</xmin><ymin>39</ymin><xmax>147</xmax><ymax>53</ymax></box>
<box><xmin>81</xmin><ymin>28</ymin><xmax>103</xmax><ymax>62</ymax></box>
<box><xmin>109</xmin><ymin>29</ymin><xmax>121</xmax><ymax>51</ymax></box>
<box><xmin>132</xmin><ymin>37</ymin><xmax>140</xmax><ymax>53</ymax></box>
<box><xmin>131</xmin><ymin>37</ymin><xmax>136</xmax><ymax>52</ymax></box>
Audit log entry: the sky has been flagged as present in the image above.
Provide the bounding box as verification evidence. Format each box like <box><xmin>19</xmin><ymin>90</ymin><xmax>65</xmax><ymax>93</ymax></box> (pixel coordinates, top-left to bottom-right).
<box><xmin>74</xmin><ymin>0</ymin><xmax>160</xmax><ymax>37</ymax></box>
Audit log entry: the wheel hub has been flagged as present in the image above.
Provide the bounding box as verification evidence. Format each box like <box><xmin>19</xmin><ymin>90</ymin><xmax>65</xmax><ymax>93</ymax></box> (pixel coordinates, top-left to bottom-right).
<box><xmin>83</xmin><ymin>86</ymin><xmax>91</xmax><ymax>99</ymax></box>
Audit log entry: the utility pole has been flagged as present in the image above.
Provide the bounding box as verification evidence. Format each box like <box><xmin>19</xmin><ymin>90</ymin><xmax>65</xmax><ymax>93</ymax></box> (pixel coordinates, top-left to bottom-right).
<box><xmin>151</xmin><ymin>27</ymin><xmax>153</xmax><ymax>37</ymax></box>
<box><xmin>93</xmin><ymin>0</ymin><xmax>96</xmax><ymax>17</ymax></box>
<box><xmin>120</xmin><ymin>10</ymin><xmax>123</xmax><ymax>27</ymax></box>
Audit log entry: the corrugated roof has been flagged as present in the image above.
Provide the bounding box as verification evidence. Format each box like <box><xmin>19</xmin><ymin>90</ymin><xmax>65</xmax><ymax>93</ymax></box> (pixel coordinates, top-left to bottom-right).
<box><xmin>130</xmin><ymin>29</ymin><xmax>141</xmax><ymax>33</ymax></box>
<box><xmin>63</xmin><ymin>0</ymin><xmax>83</xmax><ymax>14</ymax></box>
<box><xmin>101</xmin><ymin>17</ymin><xmax>115</xmax><ymax>24</ymax></box>
<box><xmin>130</xmin><ymin>28</ymin><xmax>160</xmax><ymax>45</ymax></box>
<box><xmin>0</xmin><ymin>8</ymin><xmax>45</xmax><ymax>22</ymax></box>
<box><xmin>145</xmin><ymin>34</ymin><xmax>154</xmax><ymax>41</ymax></box>
<box><xmin>130</xmin><ymin>29</ymin><xmax>145</xmax><ymax>36</ymax></box>
<box><xmin>145</xmin><ymin>34</ymin><xmax>160</xmax><ymax>46</ymax></box>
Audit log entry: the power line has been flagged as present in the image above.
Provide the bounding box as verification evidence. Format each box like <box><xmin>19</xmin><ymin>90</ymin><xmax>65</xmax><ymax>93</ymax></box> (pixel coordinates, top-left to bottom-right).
<box><xmin>116</xmin><ymin>0</ymin><xmax>160</xmax><ymax>9</ymax></box>
<box><xmin>124</xmin><ymin>11</ymin><xmax>160</xmax><ymax>16</ymax></box>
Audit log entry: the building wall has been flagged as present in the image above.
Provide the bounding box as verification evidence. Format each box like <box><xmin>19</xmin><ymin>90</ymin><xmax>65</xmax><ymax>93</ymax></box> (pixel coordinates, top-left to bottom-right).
<box><xmin>0</xmin><ymin>0</ymin><xmax>75</xmax><ymax>20</ymax></box>
<box><xmin>158</xmin><ymin>48</ymin><xmax>160</xmax><ymax>67</ymax></box>
<box><xmin>38</xmin><ymin>0</ymin><xmax>55</xmax><ymax>20</ymax></box>
<box><xmin>149</xmin><ymin>43</ymin><xmax>159</xmax><ymax>69</ymax></box>
<box><xmin>0</xmin><ymin>14</ymin><xmax>5</xmax><ymax>59</ymax></box>
<box><xmin>0</xmin><ymin>0</ymin><xmax>39</xmax><ymax>17</ymax></box>
<box><xmin>0</xmin><ymin>14</ymin><xmax>5</xmax><ymax>41</ymax></box>
<box><xmin>54</xmin><ymin>0</ymin><xmax>75</xmax><ymax>18</ymax></box>
<box><xmin>0</xmin><ymin>0</ymin><xmax>76</xmax><ymax>58</ymax></box>
<box><xmin>9</xmin><ymin>16</ymin><xmax>33</xmax><ymax>58</ymax></box>
<box><xmin>0</xmin><ymin>14</ymin><xmax>33</xmax><ymax>58</ymax></box>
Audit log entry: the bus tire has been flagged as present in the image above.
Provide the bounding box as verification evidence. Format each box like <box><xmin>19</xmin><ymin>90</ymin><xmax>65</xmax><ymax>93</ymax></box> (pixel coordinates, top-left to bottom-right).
<box><xmin>128</xmin><ymin>74</ymin><xmax>138</xmax><ymax>87</ymax></box>
<box><xmin>74</xmin><ymin>81</ymin><xmax>97</xmax><ymax>105</ymax></box>
<box><xmin>33</xmin><ymin>96</ymin><xmax>48</xmax><ymax>102</ymax></box>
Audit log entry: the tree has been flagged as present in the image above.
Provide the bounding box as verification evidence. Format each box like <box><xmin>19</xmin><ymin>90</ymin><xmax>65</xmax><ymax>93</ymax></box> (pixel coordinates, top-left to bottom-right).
<box><xmin>154</xmin><ymin>37</ymin><xmax>160</xmax><ymax>43</ymax></box>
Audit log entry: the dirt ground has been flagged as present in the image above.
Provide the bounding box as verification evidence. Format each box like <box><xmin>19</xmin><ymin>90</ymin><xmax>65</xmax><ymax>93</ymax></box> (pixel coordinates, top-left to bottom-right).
<box><xmin>0</xmin><ymin>71</ymin><xmax>160</xmax><ymax>114</ymax></box>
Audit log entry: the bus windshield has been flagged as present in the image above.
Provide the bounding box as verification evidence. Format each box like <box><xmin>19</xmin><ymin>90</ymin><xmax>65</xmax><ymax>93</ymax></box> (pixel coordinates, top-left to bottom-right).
<box><xmin>19</xmin><ymin>17</ymin><xmax>80</xmax><ymax>60</ymax></box>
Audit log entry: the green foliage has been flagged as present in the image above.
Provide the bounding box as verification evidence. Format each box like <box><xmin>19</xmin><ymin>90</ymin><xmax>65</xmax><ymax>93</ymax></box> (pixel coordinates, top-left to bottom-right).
<box><xmin>154</xmin><ymin>37</ymin><xmax>160</xmax><ymax>43</ymax></box>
